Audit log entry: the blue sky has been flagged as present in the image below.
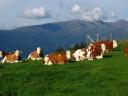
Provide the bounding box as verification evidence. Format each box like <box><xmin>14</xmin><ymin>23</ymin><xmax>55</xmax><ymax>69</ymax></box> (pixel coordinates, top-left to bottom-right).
<box><xmin>0</xmin><ymin>0</ymin><xmax>128</xmax><ymax>29</ymax></box>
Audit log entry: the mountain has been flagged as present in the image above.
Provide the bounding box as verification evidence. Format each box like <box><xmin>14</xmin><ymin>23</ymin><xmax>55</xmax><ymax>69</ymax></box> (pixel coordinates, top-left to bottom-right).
<box><xmin>0</xmin><ymin>20</ymin><xmax>128</xmax><ymax>58</ymax></box>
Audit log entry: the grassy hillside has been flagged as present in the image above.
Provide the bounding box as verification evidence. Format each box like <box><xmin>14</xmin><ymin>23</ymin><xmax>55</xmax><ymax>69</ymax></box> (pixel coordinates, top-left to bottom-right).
<box><xmin>0</xmin><ymin>44</ymin><xmax>128</xmax><ymax>96</ymax></box>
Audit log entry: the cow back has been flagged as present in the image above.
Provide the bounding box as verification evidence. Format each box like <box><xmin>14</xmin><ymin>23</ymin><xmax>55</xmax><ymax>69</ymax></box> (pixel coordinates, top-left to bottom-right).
<box><xmin>5</xmin><ymin>54</ymin><xmax>18</xmax><ymax>62</ymax></box>
<box><xmin>48</xmin><ymin>53</ymin><xmax>67</xmax><ymax>64</ymax></box>
<box><xmin>30</xmin><ymin>50</ymin><xmax>40</xmax><ymax>58</ymax></box>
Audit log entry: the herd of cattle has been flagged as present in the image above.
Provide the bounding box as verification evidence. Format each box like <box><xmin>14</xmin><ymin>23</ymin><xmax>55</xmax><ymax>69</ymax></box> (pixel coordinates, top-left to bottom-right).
<box><xmin>0</xmin><ymin>40</ymin><xmax>128</xmax><ymax>65</ymax></box>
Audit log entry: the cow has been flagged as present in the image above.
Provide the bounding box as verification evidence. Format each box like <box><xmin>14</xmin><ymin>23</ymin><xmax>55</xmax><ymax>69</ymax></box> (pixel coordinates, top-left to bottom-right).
<box><xmin>27</xmin><ymin>47</ymin><xmax>43</xmax><ymax>60</ymax></box>
<box><xmin>44</xmin><ymin>50</ymin><xmax>71</xmax><ymax>65</ymax></box>
<box><xmin>0</xmin><ymin>51</ymin><xmax>14</xmax><ymax>58</ymax></box>
<box><xmin>123</xmin><ymin>48</ymin><xmax>128</xmax><ymax>56</ymax></box>
<box><xmin>0</xmin><ymin>50</ymin><xmax>22</xmax><ymax>63</ymax></box>
<box><xmin>71</xmin><ymin>42</ymin><xmax>106</xmax><ymax>61</ymax></box>
<box><xmin>86</xmin><ymin>43</ymin><xmax>106</xmax><ymax>60</ymax></box>
<box><xmin>90</xmin><ymin>40</ymin><xmax>118</xmax><ymax>52</ymax></box>
<box><xmin>72</xmin><ymin>48</ymin><xmax>87</xmax><ymax>61</ymax></box>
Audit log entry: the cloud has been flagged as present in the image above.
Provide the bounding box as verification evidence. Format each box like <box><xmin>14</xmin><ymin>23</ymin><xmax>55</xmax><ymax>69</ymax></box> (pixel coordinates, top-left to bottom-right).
<box><xmin>82</xmin><ymin>7</ymin><xmax>103</xmax><ymax>21</ymax></box>
<box><xmin>71</xmin><ymin>3</ymin><xmax>81</xmax><ymax>13</ymax></box>
<box><xmin>71</xmin><ymin>3</ymin><xmax>117</xmax><ymax>22</ymax></box>
<box><xmin>104</xmin><ymin>12</ymin><xmax>117</xmax><ymax>22</ymax></box>
<box><xmin>20</xmin><ymin>7</ymin><xmax>50</xmax><ymax>19</ymax></box>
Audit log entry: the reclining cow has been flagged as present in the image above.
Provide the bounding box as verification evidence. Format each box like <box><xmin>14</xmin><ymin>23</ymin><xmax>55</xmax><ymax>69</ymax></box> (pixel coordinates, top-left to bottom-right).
<box><xmin>86</xmin><ymin>43</ymin><xmax>106</xmax><ymax>60</ymax></box>
<box><xmin>0</xmin><ymin>50</ymin><xmax>22</xmax><ymax>63</ymax></box>
<box><xmin>27</xmin><ymin>47</ymin><xmax>43</xmax><ymax>60</ymax></box>
<box><xmin>90</xmin><ymin>40</ymin><xmax>118</xmax><ymax>52</ymax></box>
<box><xmin>72</xmin><ymin>43</ymin><xmax>106</xmax><ymax>61</ymax></box>
<box><xmin>44</xmin><ymin>50</ymin><xmax>71</xmax><ymax>65</ymax></box>
<box><xmin>0</xmin><ymin>51</ymin><xmax>14</xmax><ymax>58</ymax></box>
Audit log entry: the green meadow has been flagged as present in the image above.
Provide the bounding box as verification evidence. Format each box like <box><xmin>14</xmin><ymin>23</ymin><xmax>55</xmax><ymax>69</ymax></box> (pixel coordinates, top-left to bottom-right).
<box><xmin>0</xmin><ymin>42</ymin><xmax>128</xmax><ymax>96</ymax></box>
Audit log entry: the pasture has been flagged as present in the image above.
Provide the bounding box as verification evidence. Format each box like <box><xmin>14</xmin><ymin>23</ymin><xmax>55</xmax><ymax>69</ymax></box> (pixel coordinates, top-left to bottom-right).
<box><xmin>0</xmin><ymin>42</ymin><xmax>128</xmax><ymax>96</ymax></box>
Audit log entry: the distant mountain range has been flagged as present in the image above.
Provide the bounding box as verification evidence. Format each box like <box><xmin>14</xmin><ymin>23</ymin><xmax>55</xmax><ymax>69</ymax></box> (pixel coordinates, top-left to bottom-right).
<box><xmin>0</xmin><ymin>20</ymin><xmax>128</xmax><ymax>58</ymax></box>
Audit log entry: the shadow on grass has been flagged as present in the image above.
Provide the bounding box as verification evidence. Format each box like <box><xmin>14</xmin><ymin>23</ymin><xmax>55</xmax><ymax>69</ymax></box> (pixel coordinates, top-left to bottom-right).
<box><xmin>104</xmin><ymin>55</ymin><xmax>113</xmax><ymax>58</ymax></box>
<box><xmin>112</xmin><ymin>49</ymin><xmax>122</xmax><ymax>51</ymax></box>
<box><xmin>22</xmin><ymin>60</ymin><xmax>29</xmax><ymax>63</ymax></box>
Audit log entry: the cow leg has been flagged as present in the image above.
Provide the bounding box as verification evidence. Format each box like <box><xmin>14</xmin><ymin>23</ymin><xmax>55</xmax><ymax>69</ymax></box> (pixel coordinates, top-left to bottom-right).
<box><xmin>15</xmin><ymin>60</ymin><xmax>19</xmax><ymax>63</ymax></box>
<box><xmin>88</xmin><ymin>58</ymin><xmax>93</xmax><ymax>60</ymax></box>
<box><xmin>27</xmin><ymin>54</ymin><xmax>31</xmax><ymax>60</ymax></box>
<box><xmin>44</xmin><ymin>60</ymin><xmax>52</xmax><ymax>65</ymax></box>
<box><xmin>36</xmin><ymin>57</ymin><xmax>42</xmax><ymax>60</ymax></box>
<box><xmin>96</xmin><ymin>55</ymin><xmax>103</xmax><ymax>59</ymax></box>
<box><xmin>1</xmin><ymin>57</ymin><xmax>6</xmax><ymax>64</ymax></box>
<box><xmin>47</xmin><ymin>60</ymin><xmax>53</xmax><ymax>65</ymax></box>
<box><xmin>31</xmin><ymin>57</ymin><xmax>36</xmax><ymax>60</ymax></box>
<box><xmin>44</xmin><ymin>56</ymin><xmax>52</xmax><ymax>65</ymax></box>
<box><xmin>9</xmin><ymin>61</ymin><xmax>14</xmax><ymax>63</ymax></box>
<box><xmin>75</xmin><ymin>56</ymin><xmax>80</xmax><ymax>61</ymax></box>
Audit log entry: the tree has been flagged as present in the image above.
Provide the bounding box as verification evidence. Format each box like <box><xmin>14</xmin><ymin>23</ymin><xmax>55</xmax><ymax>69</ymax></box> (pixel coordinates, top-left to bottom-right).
<box><xmin>55</xmin><ymin>47</ymin><xmax>65</xmax><ymax>53</ymax></box>
<box><xmin>73</xmin><ymin>43</ymin><xmax>80</xmax><ymax>50</ymax></box>
<box><xmin>80</xmin><ymin>41</ymin><xmax>86</xmax><ymax>48</ymax></box>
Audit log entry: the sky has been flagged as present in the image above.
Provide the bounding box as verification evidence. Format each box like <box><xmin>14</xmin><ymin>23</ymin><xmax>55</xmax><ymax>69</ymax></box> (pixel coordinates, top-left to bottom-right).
<box><xmin>0</xmin><ymin>0</ymin><xmax>128</xmax><ymax>29</ymax></box>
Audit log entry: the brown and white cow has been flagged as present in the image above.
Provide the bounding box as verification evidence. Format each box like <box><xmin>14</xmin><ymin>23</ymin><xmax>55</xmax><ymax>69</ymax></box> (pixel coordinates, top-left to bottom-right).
<box><xmin>90</xmin><ymin>40</ymin><xmax>118</xmax><ymax>52</ymax></box>
<box><xmin>123</xmin><ymin>48</ymin><xmax>128</xmax><ymax>56</ymax></box>
<box><xmin>0</xmin><ymin>50</ymin><xmax>21</xmax><ymax>63</ymax></box>
<box><xmin>70</xmin><ymin>42</ymin><xmax>106</xmax><ymax>61</ymax></box>
<box><xmin>86</xmin><ymin>43</ymin><xmax>106</xmax><ymax>60</ymax></box>
<box><xmin>72</xmin><ymin>48</ymin><xmax>87</xmax><ymax>61</ymax></box>
<box><xmin>0</xmin><ymin>51</ymin><xmax>14</xmax><ymax>58</ymax></box>
<box><xmin>27</xmin><ymin>47</ymin><xmax>43</xmax><ymax>60</ymax></box>
<box><xmin>44</xmin><ymin>50</ymin><xmax>71</xmax><ymax>65</ymax></box>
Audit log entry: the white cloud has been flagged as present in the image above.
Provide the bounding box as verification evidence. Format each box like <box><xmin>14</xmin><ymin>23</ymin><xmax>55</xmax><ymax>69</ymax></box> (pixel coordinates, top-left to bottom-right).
<box><xmin>20</xmin><ymin>7</ymin><xmax>50</xmax><ymax>19</ymax></box>
<box><xmin>105</xmin><ymin>12</ymin><xmax>117</xmax><ymax>22</ymax></box>
<box><xmin>71</xmin><ymin>3</ymin><xmax>81</xmax><ymax>13</ymax></box>
<box><xmin>82</xmin><ymin>7</ymin><xmax>103</xmax><ymax>21</ymax></box>
<box><xmin>71</xmin><ymin>4</ymin><xmax>117</xmax><ymax>22</ymax></box>
<box><xmin>101</xmin><ymin>12</ymin><xmax>117</xmax><ymax>22</ymax></box>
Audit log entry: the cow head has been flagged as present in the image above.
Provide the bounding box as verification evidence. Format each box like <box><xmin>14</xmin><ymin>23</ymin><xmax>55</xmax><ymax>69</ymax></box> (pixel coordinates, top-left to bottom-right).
<box><xmin>88</xmin><ymin>43</ymin><xmax>93</xmax><ymax>50</ymax></box>
<box><xmin>113</xmin><ymin>40</ymin><xmax>118</xmax><ymax>48</ymax></box>
<box><xmin>0</xmin><ymin>51</ymin><xmax>3</xmax><ymax>58</ymax></box>
<box><xmin>86</xmin><ymin>48</ymin><xmax>93</xmax><ymax>60</ymax></box>
<box><xmin>66</xmin><ymin>50</ymin><xmax>71</xmax><ymax>60</ymax></box>
<box><xmin>44</xmin><ymin>55</ymin><xmax>52</xmax><ymax>65</ymax></box>
<box><xmin>15</xmin><ymin>50</ymin><xmax>20</xmax><ymax>57</ymax></box>
<box><xmin>37</xmin><ymin>47</ymin><xmax>41</xmax><ymax>54</ymax></box>
<box><xmin>101</xmin><ymin>44</ymin><xmax>106</xmax><ymax>54</ymax></box>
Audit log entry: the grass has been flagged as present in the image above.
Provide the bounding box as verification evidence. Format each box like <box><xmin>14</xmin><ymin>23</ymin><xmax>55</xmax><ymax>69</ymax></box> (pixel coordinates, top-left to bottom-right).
<box><xmin>0</xmin><ymin>44</ymin><xmax>128</xmax><ymax>96</ymax></box>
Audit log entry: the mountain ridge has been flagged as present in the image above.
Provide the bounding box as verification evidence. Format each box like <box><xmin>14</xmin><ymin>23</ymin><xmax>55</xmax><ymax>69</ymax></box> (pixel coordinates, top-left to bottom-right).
<box><xmin>0</xmin><ymin>20</ymin><xmax>128</xmax><ymax>58</ymax></box>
